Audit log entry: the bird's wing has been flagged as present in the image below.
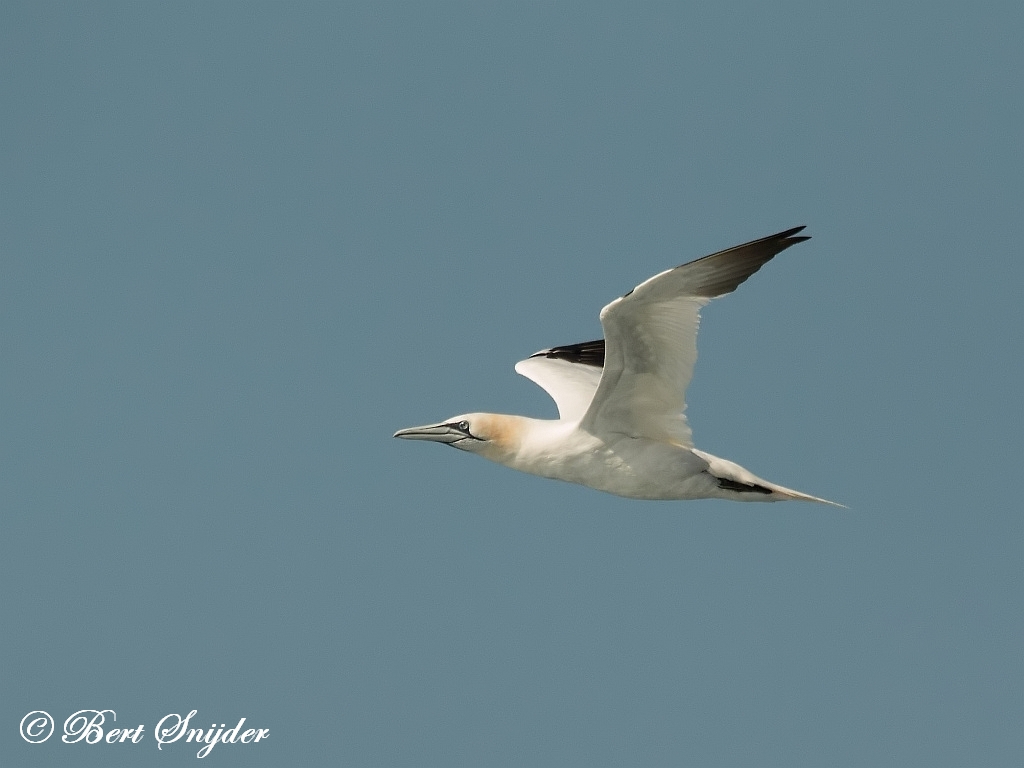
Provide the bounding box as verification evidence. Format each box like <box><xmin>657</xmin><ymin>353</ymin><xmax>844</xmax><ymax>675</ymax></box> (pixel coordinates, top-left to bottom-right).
<box><xmin>580</xmin><ymin>226</ymin><xmax>810</xmax><ymax>446</ymax></box>
<box><xmin>515</xmin><ymin>340</ymin><xmax>605</xmax><ymax>422</ymax></box>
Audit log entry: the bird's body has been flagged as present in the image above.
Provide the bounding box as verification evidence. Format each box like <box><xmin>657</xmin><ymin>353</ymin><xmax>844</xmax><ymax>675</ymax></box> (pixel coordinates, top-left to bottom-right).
<box><xmin>481</xmin><ymin>416</ymin><xmax>719</xmax><ymax>501</ymax></box>
<box><xmin>396</xmin><ymin>227</ymin><xmax>840</xmax><ymax>506</ymax></box>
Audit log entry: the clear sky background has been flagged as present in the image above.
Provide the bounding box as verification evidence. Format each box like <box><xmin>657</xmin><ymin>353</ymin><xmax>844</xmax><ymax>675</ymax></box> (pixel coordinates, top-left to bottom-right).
<box><xmin>3</xmin><ymin>3</ymin><xmax>1022</xmax><ymax>766</ymax></box>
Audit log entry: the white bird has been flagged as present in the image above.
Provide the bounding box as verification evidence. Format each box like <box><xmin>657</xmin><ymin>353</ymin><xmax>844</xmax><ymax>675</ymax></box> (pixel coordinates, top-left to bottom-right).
<box><xmin>395</xmin><ymin>227</ymin><xmax>840</xmax><ymax>505</ymax></box>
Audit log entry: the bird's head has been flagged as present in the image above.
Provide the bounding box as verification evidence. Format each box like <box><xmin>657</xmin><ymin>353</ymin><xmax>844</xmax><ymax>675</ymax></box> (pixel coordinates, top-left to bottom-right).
<box><xmin>393</xmin><ymin>412</ymin><xmax>524</xmax><ymax>461</ymax></box>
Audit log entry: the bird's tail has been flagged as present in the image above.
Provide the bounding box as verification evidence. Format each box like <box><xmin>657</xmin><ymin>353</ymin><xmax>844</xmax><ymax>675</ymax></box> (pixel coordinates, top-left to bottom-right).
<box><xmin>767</xmin><ymin>483</ymin><xmax>847</xmax><ymax>508</ymax></box>
<box><xmin>694</xmin><ymin>449</ymin><xmax>846</xmax><ymax>508</ymax></box>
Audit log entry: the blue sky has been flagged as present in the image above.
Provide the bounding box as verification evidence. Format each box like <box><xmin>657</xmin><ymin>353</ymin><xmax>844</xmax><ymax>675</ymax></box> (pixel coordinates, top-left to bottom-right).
<box><xmin>3</xmin><ymin>3</ymin><xmax>1022</xmax><ymax>766</ymax></box>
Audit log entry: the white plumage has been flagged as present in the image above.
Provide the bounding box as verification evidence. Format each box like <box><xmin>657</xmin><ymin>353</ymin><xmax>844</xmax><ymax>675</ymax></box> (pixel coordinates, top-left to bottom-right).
<box><xmin>395</xmin><ymin>227</ymin><xmax>840</xmax><ymax>505</ymax></box>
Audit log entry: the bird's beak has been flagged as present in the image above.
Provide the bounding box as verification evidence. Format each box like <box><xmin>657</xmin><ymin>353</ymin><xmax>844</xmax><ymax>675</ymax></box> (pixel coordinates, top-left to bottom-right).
<box><xmin>393</xmin><ymin>422</ymin><xmax>463</xmax><ymax>443</ymax></box>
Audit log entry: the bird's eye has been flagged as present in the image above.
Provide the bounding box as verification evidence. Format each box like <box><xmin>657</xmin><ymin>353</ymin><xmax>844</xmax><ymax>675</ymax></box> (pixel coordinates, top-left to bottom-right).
<box><xmin>458</xmin><ymin>420</ymin><xmax>470</xmax><ymax>432</ymax></box>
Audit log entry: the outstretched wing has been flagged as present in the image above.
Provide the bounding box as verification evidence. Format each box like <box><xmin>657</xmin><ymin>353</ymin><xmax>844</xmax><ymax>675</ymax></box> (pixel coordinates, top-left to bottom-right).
<box><xmin>580</xmin><ymin>227</ymin><xmax>810</xmax><ymax>446</ymax></box>
<box><xmin>514</xmin><ymin>340</ymin><xmax>605</xmax><ymax>422</ymax></box>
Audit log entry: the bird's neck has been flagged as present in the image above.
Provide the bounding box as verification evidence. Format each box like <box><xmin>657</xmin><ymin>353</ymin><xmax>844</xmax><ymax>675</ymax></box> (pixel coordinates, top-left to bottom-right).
<box><xmin>472</xmin><ymin>413</ymin><xmax>554</xmax><ymax>466</ymax></box>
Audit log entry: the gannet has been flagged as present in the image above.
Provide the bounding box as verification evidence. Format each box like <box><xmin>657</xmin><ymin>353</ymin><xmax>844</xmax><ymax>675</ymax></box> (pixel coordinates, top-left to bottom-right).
<box><xmin>395</xmin><ymin>226</ymin><xmax>840</xmax><ymax>505</ymax></box>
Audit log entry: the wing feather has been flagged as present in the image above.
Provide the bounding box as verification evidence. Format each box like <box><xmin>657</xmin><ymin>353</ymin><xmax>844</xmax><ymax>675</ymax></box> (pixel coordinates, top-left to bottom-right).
<box><xmin>580</xmin><ymin>227</ymin><xmax>810</xmax><ymax>445</ymax></box>
<box><xmin>515</xmin><ymin>345</ymin><xmax>604</xmax><ymax>421</ymax></box>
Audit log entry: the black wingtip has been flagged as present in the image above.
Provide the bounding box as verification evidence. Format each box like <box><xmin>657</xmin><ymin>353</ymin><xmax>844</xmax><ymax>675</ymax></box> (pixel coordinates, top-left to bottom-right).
<box><xmin>714</xmin><ymin>225</ymin><xmax>811</xmax><ymax>256</ymax></box>
<box><xmin>530</xmin><ymin>339</ymin><xmax>606</xmax><ymax>367</ymax></box>
<box><xmin>668</xmin><ymin>226</ymin><xmax>813</xmax><ymax>298</ymax></box>
<box><xmin>765</xmin><ymin>225</ymin><xmax>808</xmax><ymax>242</ymax></box>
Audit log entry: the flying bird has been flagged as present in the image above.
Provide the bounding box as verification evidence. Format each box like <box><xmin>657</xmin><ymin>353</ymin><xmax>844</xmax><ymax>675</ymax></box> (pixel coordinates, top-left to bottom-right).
<box><xmin>395</xmin><ymin>227</ymin><xmax>840</xmax><ymax>505</ymax></box>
